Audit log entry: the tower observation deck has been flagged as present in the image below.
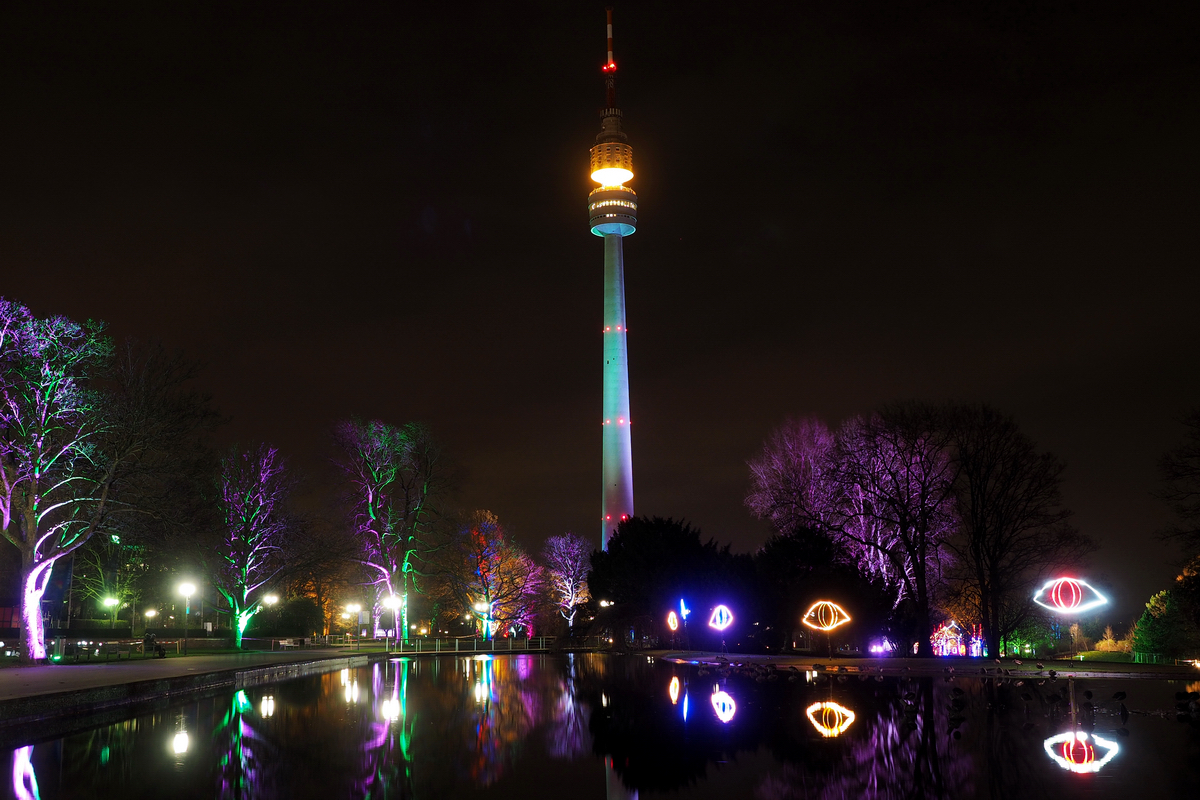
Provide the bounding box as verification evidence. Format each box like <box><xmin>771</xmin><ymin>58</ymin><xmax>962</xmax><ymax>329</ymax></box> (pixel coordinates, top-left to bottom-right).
<box><xmin>590</xmin><ymin>8</ymin><xmax>636</xmax><ymax>550</ymax></box>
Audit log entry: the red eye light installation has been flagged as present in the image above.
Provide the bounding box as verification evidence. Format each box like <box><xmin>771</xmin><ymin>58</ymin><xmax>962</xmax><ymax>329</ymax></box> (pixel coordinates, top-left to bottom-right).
<box><xmin>1032</xmin><ymin>577</ymin><xmax>1108</xmax><ymax>614</ymax></box>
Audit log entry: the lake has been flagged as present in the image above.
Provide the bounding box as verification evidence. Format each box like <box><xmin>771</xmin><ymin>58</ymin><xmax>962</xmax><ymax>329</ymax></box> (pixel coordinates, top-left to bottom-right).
<box><xmin>6</xmin><ymin>653</ymin><xmax>1200</xmax><ymax>799</ymax></box>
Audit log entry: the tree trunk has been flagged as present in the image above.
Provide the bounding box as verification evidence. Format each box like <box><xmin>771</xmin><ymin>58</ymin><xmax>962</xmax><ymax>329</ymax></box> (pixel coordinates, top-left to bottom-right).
<box><xmin>19</xmin><ymin>552</ymin><xmax>56</xmax><ymax>663</ymax></box>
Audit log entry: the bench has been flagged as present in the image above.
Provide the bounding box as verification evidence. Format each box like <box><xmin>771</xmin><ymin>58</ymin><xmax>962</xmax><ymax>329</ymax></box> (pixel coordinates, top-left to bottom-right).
<box><xmin>100</xmin><ymin>642</ymin><xmax>131</xmax><ymax>661</ymax></box>
<box><xmin>278</xmin><ymin>638</ymin><xmax>300</xmax><ymax>650</ymax></box>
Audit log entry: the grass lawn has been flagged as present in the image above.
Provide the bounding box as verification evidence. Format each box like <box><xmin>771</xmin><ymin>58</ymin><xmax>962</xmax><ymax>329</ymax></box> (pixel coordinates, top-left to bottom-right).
<box><xmin>1075</xmin><ymin>650</ymin><xmax>1133</xmax><ymax>662</ymax></box>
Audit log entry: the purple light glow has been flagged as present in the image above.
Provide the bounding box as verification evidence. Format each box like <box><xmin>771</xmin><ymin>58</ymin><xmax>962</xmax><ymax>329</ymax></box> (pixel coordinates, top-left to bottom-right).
<box><xmin>11</xmin><ymin>747</ymin><xmax>37</xmax><ymax>800</ymax></box>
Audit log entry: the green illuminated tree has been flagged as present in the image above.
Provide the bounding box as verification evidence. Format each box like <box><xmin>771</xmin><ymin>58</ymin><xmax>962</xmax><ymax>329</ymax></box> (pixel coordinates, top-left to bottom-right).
<box><xmin>202</xmin><ymin>444</ymin><xmax>297</xmax><ymax>648</ymax></box>
<box><xmin>334</xmin><ymin>419</ymin><xmax>444</xmax><ymax>640</ymax></box>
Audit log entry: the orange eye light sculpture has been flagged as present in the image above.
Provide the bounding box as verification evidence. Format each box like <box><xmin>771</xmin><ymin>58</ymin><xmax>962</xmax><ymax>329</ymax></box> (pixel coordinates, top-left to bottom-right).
<box><xmin>802</xmin><ymin>601</ymin><xmax>852</xmax><ymax>632</ymax></box>
<box><xmin>806</xmin><ymin>701</ymin><xmax>856</xmax><ymax>737</ymax></box>
<box><xmin>667</xmin><ymin>610</ymin><xmax>679</xmax><ymax>631</ymax></box>
<box><xmin>669</xmin><ymin>677</ymin><xmax>681</xmax><ymax>704</ymax></box>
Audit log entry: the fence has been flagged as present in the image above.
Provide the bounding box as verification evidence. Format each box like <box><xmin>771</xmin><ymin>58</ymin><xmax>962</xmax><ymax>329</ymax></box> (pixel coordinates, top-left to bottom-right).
<box><xmin>1133</xmin><ymin>651</ymin><xmax>1198</xmax><ymax>666</ymax></box>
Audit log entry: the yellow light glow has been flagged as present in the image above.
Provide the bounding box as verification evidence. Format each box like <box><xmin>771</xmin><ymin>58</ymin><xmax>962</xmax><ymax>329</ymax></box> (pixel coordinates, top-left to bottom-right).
<box><xmin>806</xmin><ymin>701</ymin><xmax>856</xmax><ymax>737</ymax></box>
<box><xmin>669</xmin><ymin>676</ymin><xmax>680</xmax><ymax>704</ymax></box>
<box><xmin>802</xmin><ymin>601</ymin><xmax>851</xmax><ymax>632</ymax></box>
<box><xmin>590</xmin><ymin>167</ymin><xmax>633</xmax><ymax>186</ymax></box>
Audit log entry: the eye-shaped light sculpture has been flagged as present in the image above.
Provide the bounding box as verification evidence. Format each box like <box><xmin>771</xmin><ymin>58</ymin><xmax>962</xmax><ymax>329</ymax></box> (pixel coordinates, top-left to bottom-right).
<box><xmin>669</xmin><ymin>676</ymin><xmax>681</xmax><ymax>705</ymax></box>
<box><xmin>667</xmin><ymin>610</ymin><xmax>679</xmax><ymax>631</ymax></box>
<box><xmin>711</xmin><ymin>690</ymin><xmax>737</xmax><ymax>723</ymax></box>
<box><xmin>806</xmin><ymin>701</ymin><xmax>856</xmax><ymax>737</ymax></box>
<box><xmin>802</xmin><ymin>601</ymin><xmax>852</xmax><ymax>632</ymax></box>
<box><xmin>1043</xmin><ymin>731</ymin><xmax>1119</xmax><ymax>774</ymax></box>
<box><xmin>1032</xmin><ymin>577</ymin><xmax>1108</xmax><ymax>615</ymax></box>
<box><xmin>708</xmin><ymin>605</ymin><xmax>734</xmax><ymax>631</ymax></box>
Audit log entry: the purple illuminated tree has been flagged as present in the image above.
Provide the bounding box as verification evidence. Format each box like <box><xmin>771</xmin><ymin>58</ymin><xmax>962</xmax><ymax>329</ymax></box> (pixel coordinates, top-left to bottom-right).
<box><xmin>748</xmin><ymin>407</ymin><xmax>958</xmax><ymax>655</ymax></box>
<box><xmin>0</xmin><ymin>300</ymin><xmax>112</xmax><ymax>660</ymax></box>
<box><xmin>433</xmin><ymin>510</ymin><xmax>544</xmax><ymax>638</ymax></box>
<box><xmin>333</xmin><ymin>419</ymin><xmax>443</xmax><ymax>639</ymax></box>
<box><xmin>542</xmin><ymin>532</ymin><xmax>592</xmax><ymax>630</ymax></box>
<box><xmin>201</xmin><ymin>444</ymin><xmax>297</xmax><ymax>648</ymax></box>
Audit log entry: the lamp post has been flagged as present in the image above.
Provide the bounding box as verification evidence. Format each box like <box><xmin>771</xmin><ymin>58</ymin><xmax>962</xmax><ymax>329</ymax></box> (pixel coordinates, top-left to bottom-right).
<box><xmin>144</xmin><ymin>608</ymin><xmax>157</xmax><ymax>638</ymax></box>
<box><xmin>104</xmin><ymin>597</ymin><xmax>119</xmax><ymax>629</ymax></box>
<box><xmin>473</xmin><ymin>600</ymin><xmax>494</xmax><ymax>641</ymax></box>
<box><xmin>346</xmin><ymin>603</ymin><xmax>362</xmax><ymax>650</ymax></box>
<box><xmin>178</xmin><ymin>582</ymin><xmax>196</xmax><ymax>656</ymax></box>
<box><xmin>383</xmin><ymin>595</ymin><xmax>402</xmax><ymax>652</ymax></box>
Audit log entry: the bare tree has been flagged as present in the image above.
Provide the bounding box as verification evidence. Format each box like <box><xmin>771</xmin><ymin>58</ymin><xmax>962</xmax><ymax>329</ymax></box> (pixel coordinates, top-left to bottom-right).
<box><xmin>1159</xmin><ymin>408</ymin><xmax>1200</xmax><ymax>549</ymax></box>
<box><xmin>542</xmin><ymin>532</ymin><xmax>592</xmax><ymax>630</ymax></box>
<box><xmin>747</xmin><ymin>406</ymin><xmax>958</xmax><ymax>656</ymax></box>
<box><xmin>333</xmin><ymin>419</ymin><xmax>443</xmax><ymax>639</ymax></box>
<box><xmin>941</xmin><ymin>404</ymin><xmax>1091</xmax><ymax>657</ymax></box>
<box><xmin>200</xmin><ymin>444</ymin><xmax>297</xmax><ymax>648</ymax></box>
<box><xmin>1</xmin><ymin>302</ymin><xmax>212</xmax><ymax>661</ymax></box>
<box><xmin>432</xmin><ymin>510</ymin><xmax>544</xmax><ymax>638</ymax></box>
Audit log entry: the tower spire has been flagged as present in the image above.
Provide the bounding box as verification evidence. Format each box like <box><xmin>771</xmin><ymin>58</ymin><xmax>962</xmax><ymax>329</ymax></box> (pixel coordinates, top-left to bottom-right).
<box><xmin>587</xmin><ymin>7</ymin><xmax>637</xmax><ymax>549</ymax></box>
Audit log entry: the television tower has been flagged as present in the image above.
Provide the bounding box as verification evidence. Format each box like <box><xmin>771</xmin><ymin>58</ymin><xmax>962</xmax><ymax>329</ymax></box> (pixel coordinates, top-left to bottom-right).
<box><xmin>589</xmin><ymin>7</ymin><xmax>637</xmax><ymax>550</ymax></box>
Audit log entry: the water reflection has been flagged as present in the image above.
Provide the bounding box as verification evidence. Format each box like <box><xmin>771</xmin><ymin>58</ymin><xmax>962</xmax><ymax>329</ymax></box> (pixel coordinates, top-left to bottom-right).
<box><xmin>3</xmin><ymin>656</ymin><xmax>1196</xmax><ymax>799</ymax></box>
<box><xmin>806</xmin><ymin>701</ymin><xmax>856</xmax><ymax>738</ymax></box>
<box><xmin>11</xmin><ymin>747</ymin><xmax>38</xmax><ymax>800</ymax></box>
<box><xmin>1043</xmin><ymin>731</ymin><xmax>1120</xmax><ymax>774</ymax></box>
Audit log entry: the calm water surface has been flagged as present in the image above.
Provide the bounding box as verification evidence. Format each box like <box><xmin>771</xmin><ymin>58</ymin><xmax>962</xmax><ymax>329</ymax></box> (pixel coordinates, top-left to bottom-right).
<box><xmin>6</xmin><ymin>654</ymin><xmax>1200</xmax><ymax>799</ymax></box>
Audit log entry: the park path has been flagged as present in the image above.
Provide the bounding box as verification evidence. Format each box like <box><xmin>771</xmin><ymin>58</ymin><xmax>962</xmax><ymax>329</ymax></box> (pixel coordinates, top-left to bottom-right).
<box><xmin>0</xmin><ymin>648</ymin><xmax>355</xmax><ymax>702</ymax></box>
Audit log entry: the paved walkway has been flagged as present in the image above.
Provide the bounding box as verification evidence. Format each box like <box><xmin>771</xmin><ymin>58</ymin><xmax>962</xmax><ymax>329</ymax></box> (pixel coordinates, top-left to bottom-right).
<box><xmin>0</xmin><ymin>648</ymin><xmax>361</xmax><ymax>702</ymax></box>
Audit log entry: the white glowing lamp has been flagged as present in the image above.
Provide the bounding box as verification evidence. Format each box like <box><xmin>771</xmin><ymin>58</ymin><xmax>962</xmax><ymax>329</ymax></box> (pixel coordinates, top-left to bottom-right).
<box><xmin>590</xmin><ymin>167</ymin><xmax>634</xmax><ymax>186</ymax></box>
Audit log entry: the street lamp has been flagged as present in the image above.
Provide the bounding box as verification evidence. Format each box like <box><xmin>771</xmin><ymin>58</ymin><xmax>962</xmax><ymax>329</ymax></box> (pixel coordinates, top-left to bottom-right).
<box><xmin>178</xmin><ymin>582</ymin><xmax>196</xmax><ymax>656</ymax></box>
<box><xmin>104</xmin><ymin>597</ymin><xmax>119</xmax><ymax>629</ymax></box>
<box><xmin>144</xmin><ymin>608</ymin><xmax>157</xmax><ymax>638</ymax></box>
<box><xmin>264</xmin><ymin>594</ymin><xmax>279</xmax><ymax>606</ymax></box>
<box><xmin>474</xmin><ymin>600</ymin><xmax>494</xmax><ymax>640</ymax></box>
<box><xmin>383</xmin><ymin>595</ymin><xmax>402</xmax><ymax>651</ymax></box>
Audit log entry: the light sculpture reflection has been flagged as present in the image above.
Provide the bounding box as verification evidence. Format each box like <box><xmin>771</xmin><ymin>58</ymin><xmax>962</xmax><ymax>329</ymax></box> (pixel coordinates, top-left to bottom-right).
<box><xmin>711</xmin><ymin>690</ymin><xmax>736</xmax><ymax>723</ymax></box>
<box><xmin>11</xmin><ymin>746</ymin><xmax>38</xmax><ymax>800</ymax></box>
<box><xmin>1043</xmin><ymin>731</ymin><xmax>1119</xmax><ymax>773</ymax></box>
<box><xmin>802</xmin><ymin>601</ymin><xmax>852</xmax><ymax>632</ymax></box>
<box><xmin>666</xmin><ymin>610</ymin><xmax>679</xmax><ymax>631</ymax></box>
<box><xmin>806</xmin><ymin>701</ymin><xmax>856</xmax><ymax>737</ymax></box>
<box><xmin>668</xmin><ymin>676</ymin><xmax>680</xmax><ymax>705</ymax></box>
<box><xmin>1033</xmin><ymin>577</ymin><xmax>1108</xmax><ymax>614</ymax></box>
<box><xmin>708</xmin><ymin>605</ymin><xmax>733</xmax><ymax>631</ymax></box>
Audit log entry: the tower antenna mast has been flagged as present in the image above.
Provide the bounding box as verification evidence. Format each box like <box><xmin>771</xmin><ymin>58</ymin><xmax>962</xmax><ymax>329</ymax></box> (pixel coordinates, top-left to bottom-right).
<box><xmin>587</xmin><ymin>7</ymin><xmax>638</xmax><ymax>549</ymax></box>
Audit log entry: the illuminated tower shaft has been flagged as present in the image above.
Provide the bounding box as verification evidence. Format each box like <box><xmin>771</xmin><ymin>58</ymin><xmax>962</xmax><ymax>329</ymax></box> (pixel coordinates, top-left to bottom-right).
<box><xmin>589</xmin><ymin>8</ymin><xmax>638</xmax><ymax>550</ymax></box>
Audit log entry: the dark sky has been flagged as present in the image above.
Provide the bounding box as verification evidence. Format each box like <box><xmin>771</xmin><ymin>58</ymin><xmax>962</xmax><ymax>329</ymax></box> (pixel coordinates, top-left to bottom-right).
<box><xmin>3</xmin><ymin>2</ymin><xmax>1197</xmax><ymax>627</ymax></box>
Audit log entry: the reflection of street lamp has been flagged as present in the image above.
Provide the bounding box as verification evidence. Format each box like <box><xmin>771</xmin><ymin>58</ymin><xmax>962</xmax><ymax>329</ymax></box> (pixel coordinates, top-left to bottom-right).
<box><xmin>104</xmin><ymin>597</ymin><xmax>119</xmax><ymax>629</ymax></box>
<box><xmin>178</xmin><ymin>582</ymin><xmax>196</xmax><ymax>656</ymax></box>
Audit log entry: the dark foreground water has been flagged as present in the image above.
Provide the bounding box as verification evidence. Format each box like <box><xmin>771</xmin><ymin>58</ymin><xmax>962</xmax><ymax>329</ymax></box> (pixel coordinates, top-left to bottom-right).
<box><xmin>6</xmin><ymin>654</ymin><xmax>1200</xmax><ymax>799</ymax></box>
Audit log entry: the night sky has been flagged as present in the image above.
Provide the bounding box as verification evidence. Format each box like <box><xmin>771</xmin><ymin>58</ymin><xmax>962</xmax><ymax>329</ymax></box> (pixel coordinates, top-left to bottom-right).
<box><xmin>3</xmin><ymin>2</ymin><xmax>1197</xmax><ymax>627</ymax></box>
